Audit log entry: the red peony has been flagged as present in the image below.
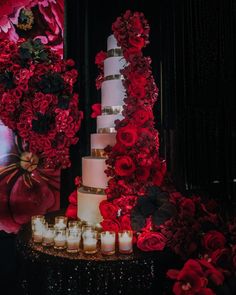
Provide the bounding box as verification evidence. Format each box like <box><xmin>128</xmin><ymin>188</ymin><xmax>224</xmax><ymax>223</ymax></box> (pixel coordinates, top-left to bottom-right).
<box><xmin>99</xmin><ymin>200</ymin><xmax>119</xmax><ymax>220</ymax></box>
<box><xmin>120</xmin><ymin>214</ymin><xmax>132</xmax><ymax>230</ymax></box>
<box><xmin>137</xmin><ymin>231</ymin><xmax>167</xmax><ymax>251</ymax></box>
<box><xmin>101</xmin><ymin>219</ymin><xmax>120</xmax><ymax>233</ymax></box>
<box><xmin>115</xmin><ymin>156</ymin><xmax>136</xmax><ymax>176</ymax></box>
<box><xmin>116</xmin><ymin>124</ymin><xmax>138</xmax><ymax>147</ymax></box>
<box><xmin>202</xmin><ymin>231</ymin><xmax>226</xmax><ymax>252</ymax></box>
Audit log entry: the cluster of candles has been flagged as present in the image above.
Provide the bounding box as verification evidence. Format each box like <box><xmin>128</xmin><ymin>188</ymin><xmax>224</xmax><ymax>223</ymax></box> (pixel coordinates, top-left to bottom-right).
<box><xmin>31</xmin><ymin>215</ymin><xmax>133</xmax><ymax>255</ymax></box>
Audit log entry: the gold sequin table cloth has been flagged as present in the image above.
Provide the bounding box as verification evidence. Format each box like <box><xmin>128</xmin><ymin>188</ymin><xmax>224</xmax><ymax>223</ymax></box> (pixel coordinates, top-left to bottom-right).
<box><xmin>15</xmin><ymin>211</ymin><xmax>171</xmax><ymax>295</ymax></box>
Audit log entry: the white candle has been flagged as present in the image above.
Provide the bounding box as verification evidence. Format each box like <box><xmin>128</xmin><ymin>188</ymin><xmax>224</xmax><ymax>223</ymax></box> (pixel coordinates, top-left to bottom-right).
<box><xmin>55</xmin><ymin>216</ymin><xmax>67</xmax><ymax>229</ymax></box>
<box><xmin>67</xmin><ymin>237</ymin><xmax>81</xmax><ymax>252</ymax></box>
<box><xmin>83</xmin><ymin>237</ymin><xmax>97</xmax><ymax>253</ymax></box>
<box><xmin>101</xmin><ymin>231</ymin><xmax>116</xmax><ymax>255</ymax></box>
<box><xmin>33</xmin><ymin>231</ymin><xmax>43</xmax><ymax>243</ymax></box>
<box><xmin>42</xmin><ymin>228</ymin><xmax>55</xmax><ymax>246</ymax></box>
<box><xmin>54</xmin><ymin>229</ymin><xmax>66</xmax><ymax>249</ymax></box>
<box><xmin>118</xmin><ymin>231</ymin><xmax>133</xmax><ymax>254</ymax></box>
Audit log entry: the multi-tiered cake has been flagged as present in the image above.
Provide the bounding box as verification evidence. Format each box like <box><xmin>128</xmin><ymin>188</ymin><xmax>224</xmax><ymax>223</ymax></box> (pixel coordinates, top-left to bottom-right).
<box><xmin>77</xmin><ymin>35</ymin><xmax>126</xmax><ymax>224</ymax></box>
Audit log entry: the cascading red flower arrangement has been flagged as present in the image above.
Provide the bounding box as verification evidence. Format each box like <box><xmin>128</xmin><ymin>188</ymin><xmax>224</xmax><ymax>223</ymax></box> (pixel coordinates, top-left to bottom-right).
<box><xmin>0</xmin><ymin>38</ymin><xmax>83</xmax><ymax>169</ymax></box>
<box><xmin>97</xmin><ymin>10</ymin><xmax>167</xmax><ymax>237</ymax></box>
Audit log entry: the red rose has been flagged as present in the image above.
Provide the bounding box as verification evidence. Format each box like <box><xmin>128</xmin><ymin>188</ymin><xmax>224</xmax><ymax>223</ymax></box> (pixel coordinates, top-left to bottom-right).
<box><xmin>179</xmin><ymin>198</ymin><xmax>196</xmax><ymax>218</ymax></box>
<box><xmin>129</xmin><ymin>72</ymin><xmax>147</xmax><ymax>88</ymax></box>
<box><xmin>65</xmin><ymin>204</ymin><xmax>77</xmax><ymax>219</ymax></box>
<box><xmin>91</xmin><ymin>103</ymin><xmax>101</xmax><ymax>118</ymax></box>
<box><xmin>133</xmin><ymin>109</ymin><xmax>152</xmax><ymax>126</ymax></box>
<box><xmin>68</xmin><ymin>190</ymin><xmax>77</xmax><ymax>205</ymax></box>
<box><xmin>129</xmin><ymin>36</ymin><xmax>145</xmax><ymax>50</ymax></box>
<box><xmin>136</xmin><ymin>167</ymin><xmax>150</xmax><ymax>181</ymax></box>
<box><xmin>199</xmin><ymin>258</ymin><xmax>224</xmax><ymax>286</ymax></box>
<box><xmin>120</xmin><ymin>214</ymin><xmax>132</xmax><ymax>230</ymax></box>
<box><xmin>131</xmin><ymin>16</ymin><xmax>144</xmax><ymax>34</ymax></box>
<box><xmin>137</xmin><ymin>232</ymin><xmax>167</xmax><ymax>251</ymax></box>
<box><xmin>116</xmin><ymin>125</ymin><xmax>138</xmax><ymax>147</ymax></box>
<box><xmin>113</xmin><ymin>196</ymin><xmax>137</xmax><ymax>214</ymax></box>
<box><xmin>101</xmin><ymin>219</ymin><xmax>120</xmax><ymax>233</ymax></box>
<box><xmin>202</xmin><ymin>231</ymin><xmax>226</xmax><ymax>252</ymax></box>
<box><xmin>128</xmin><ymin>84</ymin><xmax>146</xmax><ymax>99</ymax></box>
<box><xmin>99</xmin><ymin>200</ymin><xmax>119</xmax><ymax>220</ymax></box>
<box><xmin>95</xmin><ymin>51</ymin><xmax>107</xmax><ymax>69</ymax></box>
<box><xmin>211</xmin><ymin>248</ymin><xmax>232</xmax><ymax>270</ymax></box>
<box><xmin>115</xmin><ymin>156</ymin><xmax>136</xmax><ymax>176</ymax></box>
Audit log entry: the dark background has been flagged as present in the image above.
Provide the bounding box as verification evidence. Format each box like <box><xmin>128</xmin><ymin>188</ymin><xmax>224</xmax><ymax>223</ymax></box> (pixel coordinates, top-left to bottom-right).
<box><xmin>1</xmin><ymin>0</ymin><xmax>235</xmax><ymax>293</ymax></box>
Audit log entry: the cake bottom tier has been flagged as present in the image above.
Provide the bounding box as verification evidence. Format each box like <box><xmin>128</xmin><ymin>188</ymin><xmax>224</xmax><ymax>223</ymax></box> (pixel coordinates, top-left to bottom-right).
<box><xmin>77</xmin><ymin>187</ymin><xmax>107</xmax><ymax>225</ymax></box>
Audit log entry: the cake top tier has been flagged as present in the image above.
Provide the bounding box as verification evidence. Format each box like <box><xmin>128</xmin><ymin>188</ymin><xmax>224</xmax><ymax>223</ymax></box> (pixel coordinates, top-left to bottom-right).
<box><xmin>107</xmin><ymin>34</ymin><xmax>121</xmax><ymax>51</ymax></box>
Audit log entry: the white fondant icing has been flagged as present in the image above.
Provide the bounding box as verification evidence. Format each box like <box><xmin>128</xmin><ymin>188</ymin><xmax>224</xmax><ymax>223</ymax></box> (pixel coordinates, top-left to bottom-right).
<box><xmin>101</xmin><ymin>79</ymin><xmax>126</xmax><ymax>107</ymax></box>
<box><xmin>91</xmin><ymin>133</ymin><xmax>116</xmax><ymax>150</ymax></box>
<box><xmin>82</xmin><ymin>156</ymin><xmax>108</xmax><ymax>189</ymax></box>
<box><xmin>77</xmin><ymin>188</ymin><xmax>107</xmax><ymax>224</ymax></box>
<box><xmin>96</xmin><ymin>114</ymin><xmax>123</xmax><ymax>132</ymax></box>
<box><xmin>107</xmin><ymin>34</ymin><xmax>120</xmax><ymax>51</ymax></box>
<box><xmin>104</xmin><ymin>56</ymin><xmax>126</xmax><ymax>77</ymax></box>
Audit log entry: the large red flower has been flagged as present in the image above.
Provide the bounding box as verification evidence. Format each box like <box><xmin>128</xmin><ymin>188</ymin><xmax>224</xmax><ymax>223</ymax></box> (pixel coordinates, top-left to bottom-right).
<box><xmin>116</xmin><ymin>124</ymin><xmax>138</xmax><ymax>147</ymax></box>
<box><xmin>99</xmin><ymin>200</ymin><xmax>119</xmax><ymax>220</ymax></box>
<box><xmin>115</xmin><ymin>156</ymin><xmax>136</xmax><ymax>176</ymax></box>
<box><xmin>100</xmin><ymin>219</ymin><xmax>120</xmax><ymax>233</ymax></box>
<box><xmin>137</xmin><ymin>231</ymin><xmax>167</xmax><ymax>251</ymax></box>
<box><xmin>202</xmin><ymin>231</ymin><xmax>226</xmax><ymax>252</ymax></box>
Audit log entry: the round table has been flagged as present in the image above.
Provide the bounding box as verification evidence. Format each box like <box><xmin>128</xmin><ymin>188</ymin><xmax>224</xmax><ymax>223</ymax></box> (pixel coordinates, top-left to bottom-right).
<box><xmin>16</xmin><ymin>211</ymin><xmax>171</xmax><ymax>295</ymax></box>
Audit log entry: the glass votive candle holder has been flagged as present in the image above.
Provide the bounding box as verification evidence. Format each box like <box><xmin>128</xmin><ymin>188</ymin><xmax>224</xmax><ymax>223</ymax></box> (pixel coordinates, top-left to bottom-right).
<box><xmin>82</xmin><ymin>230</ymin><xmax>98</xmax><ymax>254</ymax></box>
<box><xmin>54</xmin><ymin>216</ymin><xmax>68</xmax><ymax>229</ymax></box>
<box><xmin>101</xmin><ymin>231</ymin><xmax>116</xmax><ymax>255</ymax></box>
<box><xmin>31</xmin><ymin>215</ymin><xmax>45</xmax><ymax>230</ymax></box>
<box><xmin>82</xmin><ymin>224</ymin><xmax>95</xmax><ymax>234</ymax></box>
<box><xmin>66</xmin><ymin>228</ymin><xmax>81</xmax><ymax>253</ymax></box>
<box><xmin>54</xmin><ymin>228</ymin><xmax>67</xmax><ymax>250</ymax></box>
<box><xmin>42</xmin><ymin>224</ymin><xmax>55</xmax><ymax>247</ymax></box>
<box><xmin>32</xmin><ymin>222</ymin><xmax>45</xmax><ymax>243</ymax></box>
<box><xmin>68</xmin><ymin>220</ymin><xmax>82</xmax><ymax>229</ymax></box>
<box><xmin>118</xmin><ymin>230</ymin><xmax>133</xmax><ymax>254</ymax></box>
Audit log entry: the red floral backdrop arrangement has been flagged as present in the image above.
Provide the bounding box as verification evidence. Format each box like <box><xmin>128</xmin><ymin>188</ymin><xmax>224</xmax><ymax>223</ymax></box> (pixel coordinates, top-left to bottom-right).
<box><xmin>0</xmin><ymin>37</ymin><xmax>82</xmax><ymax>233</ymax></box>
<box><xmin>0</xmin><ymin>0</ymin><xmax>63</xmax><ymax>56</ymax></box>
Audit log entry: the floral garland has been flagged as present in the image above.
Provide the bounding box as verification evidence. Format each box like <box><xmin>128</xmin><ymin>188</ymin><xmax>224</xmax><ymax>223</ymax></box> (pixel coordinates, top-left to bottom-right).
<box><xmin>0</xmin><ymin>38</ymin><xmax>83</xmax><ymax>169</ymax></box>
<box><xmin>95</xmin><ymin>10</ymin><xmax>166</xmax><ymax>235</ymax></box>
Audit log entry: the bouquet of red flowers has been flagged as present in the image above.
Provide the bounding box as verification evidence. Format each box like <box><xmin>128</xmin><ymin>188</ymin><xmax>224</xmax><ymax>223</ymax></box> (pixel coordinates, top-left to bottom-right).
<box><xmin>0</xmin><ymin>38</ymin><xmax>83</xmax><ymax>169</ymax></box>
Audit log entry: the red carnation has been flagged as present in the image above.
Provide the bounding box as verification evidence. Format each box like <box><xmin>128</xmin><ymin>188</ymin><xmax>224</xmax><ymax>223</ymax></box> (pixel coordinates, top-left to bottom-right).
<box><xmin>137</xmin><ymin>231</ymin><xmax>167</xmax><ymax>252</ymax></box>
<box><xmin>101</xmin><ymin>219</ymin><xmax>120</xmax><ymax>233</ymax></box>
<box><xmin>115</xmin><ymin>156</ymin><xmax>136</xmax><ymax>176</ymax></box>
<box><xmin>202</xmin><ymin>231</ymin><xmax>226</xmax><ymax>252</ymax></box>
<box><xmin>116</xmin><ymin>125</ymin><xmax>138</xmax><ymax>147</ymax></box>
<box><xmin>99</xmin><ymin>200</ymin><xmax>119</xmax><ymax>220</ymax></box>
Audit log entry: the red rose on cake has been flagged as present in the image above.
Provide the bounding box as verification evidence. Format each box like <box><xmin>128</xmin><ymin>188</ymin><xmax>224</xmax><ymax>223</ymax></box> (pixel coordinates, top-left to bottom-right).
<box><xmin>133</xmin><ymin>108</ymin><xmax>153</xmax><ymax>126</ymax></box>
<box><xmin>137</xmin><ymin>231</ymin><xmax>167</xmax><ymax>252</ymax></box>
<box><xmin>115</xmin><ymin>156</ymin><xmax>136</xmax><ymax>176</ymax></box>
<box><xmin>99</xmin><ymin>200</ymin><xmax>119</xmax><ymax>220</ymax></box>
<box><xmin>116</xmin><ymin>124</ymin><xmax>138</xmax><ymax>147</ymax></box>
<box><xmin>136</xmin><ymin>167</ymin><xmax>150</xmax><ymax>181</ymax></box>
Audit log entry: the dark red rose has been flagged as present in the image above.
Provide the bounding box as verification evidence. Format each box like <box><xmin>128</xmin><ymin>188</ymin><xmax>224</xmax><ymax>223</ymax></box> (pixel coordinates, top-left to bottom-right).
<box><xmin>137</xmin><ymin>231</ymin><xmax>167</xmax><ymax>251</ymax></box>
<box><xmin>74</xmin><ymin>176</ymin><xmax>82</xmax><ymax>187</ymax></box>
<box><xmin>179</xmin><ymin>198</ymin><xmax>196</xmax><ymax>218</ymax></box>
<box><xmin>119</xmin><ymin>214</ymin><xmax>132</xmax><ymax>230</ymax></box>
<box><xmin>123</xmin><ymin>47</ymin><xmax>142</xmax><ymax>60</ymax></box>
<box><xmin>101</xmin><ymin>219</ymin><xmax>120</xmax><ymax>233</ymax></box>
<box><xmin>65</xmin><ymin>204</ymin><xmax>77</xmax><ymax>219</ymax></box>
<box><xmin>128</xmin><ymin>84</ymin><xmax>146</xmax><ymax>99</ymax></box>
<box><xmin>211</xmin><ymin>248</ymin><xmax>232</xmax><ymax>271</ymax></box>
<box><xmin>129</xmin><ymin>36</ymin><xmax>145</xmax><ymax>50</ymax></box>
<box><xmin>113</xmin><ymin>196</ymin><xmax>137</xmax><ymax>214</ymax></box>
<box><xmin>136</xmin><ymin>167</ymin><xmax>150</xmax><ymax>181</ymax></box>
<box><xmin>116</xmin><ymin>125</ymin><xmax>138</xmax><ymax>147</ymax></box>
<box><xmin>95</xmin><ymin>51</ymin><xmax>107</xmax><ymax>69</ymax></box>
<box><xmin>91</xmin><ymin>103</ymin><xmax>101</xmax><ymax>118</ymax></box>
<box><xmin>133</xmin><ymin>109</ymin><xmax>152</xmax><ymax>126</ymax></box>
<box><xmin>202</xmin><ymin>231</ymin><xmax>226</xmax><ymax>252</ymax></box>
<box><xmin>115</xmin><ymin>156</ymin><xmax>136</xmax><ymax>176</ymax></box>
<box><xmin>131</xmin><ymin>16</ymin><xmax>144</xmax><ymax>34</ymax></box>
<box><xmin>99</xmin><ymin>200</ymin><xmax>119</xmax><ymax>220</ymax></box>
<box><xmin>129</xmin><ymin>72</ymin><xmax>147</xmax><ymax>88</ymax></box>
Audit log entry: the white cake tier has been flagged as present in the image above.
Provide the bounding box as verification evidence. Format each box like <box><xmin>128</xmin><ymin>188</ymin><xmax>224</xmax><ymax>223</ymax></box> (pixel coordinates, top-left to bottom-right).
<box><xmin>82</xmin><ymin>156</ymin><xmax>108</xmax><ymax>189</ymax></box>
<box><xmin>107</xmin><ymin>34</ymin><xmax>120</xmax><ymax>51</ymax></box>
<box><xmin>97</xmin><ymin>114</ymin><xmax>123</xmax><ymax>133</ymax></box>
<box><xmin>104</xmin><ymin>56</ymin><xmax>126</xmax><ymax>77</ymax></box>
<box><xmin>77</xmin><ymin>187</ymin><xmax>106</xmax><ymax>224</ymax></box>
<box><xmin>91</xmin><ymin>133</ymin><xmax>116</xmax><ymax>150</ymax></box>
<box><xmin>101</xmin><ymin>79</ymin><xmax>126</xmax><ymax>107</ymax></box>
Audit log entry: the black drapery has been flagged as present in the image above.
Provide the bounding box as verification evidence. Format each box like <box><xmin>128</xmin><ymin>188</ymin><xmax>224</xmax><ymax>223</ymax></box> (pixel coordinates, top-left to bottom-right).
<box><xmin>62</xmin><ymin>0</ymin><xmax>236</xmax><ymax>213</ymax></box>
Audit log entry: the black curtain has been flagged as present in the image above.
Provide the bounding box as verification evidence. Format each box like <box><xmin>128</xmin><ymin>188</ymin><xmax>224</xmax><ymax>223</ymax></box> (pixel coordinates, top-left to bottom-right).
<box><xmin>63</xmin><ymin>0</ymin><xmax>236</xmax><ymax>214</ymax></box>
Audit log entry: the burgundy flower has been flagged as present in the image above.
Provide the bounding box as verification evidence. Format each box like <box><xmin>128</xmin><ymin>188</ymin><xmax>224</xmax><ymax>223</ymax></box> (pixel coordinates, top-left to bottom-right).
<box><xmin>137</xmin><ymin>231</ymin><xmax>167</xmax><ymax>251</ymax></box>
<box><xmin>115</xmin><ymin>156</ymin><xmax>136</xmax><ymax>176</ymax></box>
<box><xmin>120</xmin><ymin>214</ymin><xmax>132</xmax><ymax>230</ymax></box>
<box><xmin>91</xmin><ymin>103</ymin><xmax>101</xmax><ymax>118</ymax></box>
<box><xmin>179</xmin><ymin>198</ymin><xmax>196</xmax><ymax>218</ymax></box>
<box><xmin>133</xmin><ymin>108</ymin><xmax>152</xmax><ymax>126</ymax></box>
<box><xmin>65</xmin><ymin>204</ymin><xmax>77</xmax><ymax>219</ymax></box>
<box><xmin>95</xmin><ymin>51</ymin><xmax>107</xmax><ymax>69</ymax></box>
<box><xmin>99</xmin><ymin>200</ymin><xmax>119</xmax><ymax>220</ymax></box>
<box><xmin>101</xmin><ymin>219</ymin><xmax>120</xmax><ymax>233</ymax></box>
<box><xmin>136</xmin><ymin>167</ymin><xmax>150</xmax><ymax>181</ymax></box>
<box><xmin>211</xmin><ymin>248</ymin><xmax>233</xmax><ymax>271</ymax></box>
<box><xmin>68</xmin><ymin>190</ymin><xmax>77</xmax><ymax>206</ymax></box>
<box><xmin>202</xmin><ymin>231</ymin><xmax>226</xmax><ymax>252</ymax></box>
<box><xmin>116</xmin><ymin>124</ymin><xmax>138</xmax><ymax>147</ymax></box>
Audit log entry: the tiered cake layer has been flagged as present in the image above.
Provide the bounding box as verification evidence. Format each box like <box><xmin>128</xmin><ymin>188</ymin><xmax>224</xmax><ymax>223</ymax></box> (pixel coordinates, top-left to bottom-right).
<box><xmin>91</xmin><ymin>133</ymin><xmax>116</xmax><ymax>150</ymax></box>
<box><xmin>97</xmin><ymin>114</ymin><xmax>123</xmax><ymax>132</ymax></box>
<box><xmin>101</xmin><ymin>79</ymin><xmax>125</xmax><ymax>107</ymax></box>
<box><xmin>104</xmin><ymin>57</ymin><xmax>126</xmax><ymax>77</ymax></box>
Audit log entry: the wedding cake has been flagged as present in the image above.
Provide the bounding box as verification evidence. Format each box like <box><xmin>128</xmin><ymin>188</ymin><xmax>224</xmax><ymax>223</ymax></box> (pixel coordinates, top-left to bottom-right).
<box><xmin>77</xmin><ymin>35</ymin><xmax>126</xmax><ymax>224</ymax></box>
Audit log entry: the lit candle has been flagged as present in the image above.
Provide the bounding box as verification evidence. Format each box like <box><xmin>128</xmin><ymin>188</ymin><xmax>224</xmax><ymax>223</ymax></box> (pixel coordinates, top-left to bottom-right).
<box><xmin>101</xmin><ymin>231</ymin><xmax>116</xmax><ymax>255</ymax></box>
<box><xmin>66</xmin><ymin>228</ymin><xmax>81</xmax><ymax>253</ymax></box>
<box><xmin>118</xmin><ymin>230</ymin><xmax>133</xmax><ymax>254</ymax></box>
<box><xmin>55</xmin><ymin>216</ymin><xmax>68</xmax><ymax>229</ymax></box>
<box><xmin>42</xmin><ymin>224</ymin><xmax>55</xmax><ymax>246</ymax></box>
<box><xmin>54</xmin><ymin>229</ymin><xmax>66</xmax><ymax>249</ymax></box>
<box><xmin>32</xmin><ymin>216</ymin><xmax>45</xmax><ymax>243</ymax></box>
<box><xmin>82</xmin><ymin>230</ymin><xmax>98</xmax><ymax>254</ymax></box>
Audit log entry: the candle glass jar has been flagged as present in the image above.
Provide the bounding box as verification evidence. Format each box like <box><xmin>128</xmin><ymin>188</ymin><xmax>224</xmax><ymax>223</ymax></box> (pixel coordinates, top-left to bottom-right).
<box><xmin>42</xmin><ymin>224</ymin><xmax>55</xmax><ymax>247</ymax></box>
<box><xmin>118</xmin><ymin>230</ymin><xmax>133</xmax><ymax>254</ymax></box>
<box><xmin>31</xmin><ymin>216</ymin><xmax>45</xmax><ymax>243</ymax></box>
<box><xmin>82</xmin><ymin>224</ymin><xmax>95</xmax><ymax>234</ymax></box>
<box><xmin>101</xmin><ymin>231</ymin><xmax>116</xmax><ymax>255</ymax></box>
<box><xmin>31</xmin><ymin>215</ymin><xmax>45</xmax><ymax>230</ymax></box>
<box><xmin>66</xmin><ymin>228</ymin><xmax>81</xmax><ymax>253</ymax></box>
<box><xmin>54</xmin><ymin>228</ymin><xmax>67</xmax><ymax>249</ymax></box>
<box><xmin>68</xmin><ymin>220</ymin><xmax>82</xmax><ymax>229</ymax></box>
<box><xmin>54</xmin><ymin>216</ymin><xmax>68</xmax><ymax>229</ymax></box>
<box><xmin>82</xmin><ymin>230</ymin><xmax>98</xmax><ymax>254</ymax></box>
